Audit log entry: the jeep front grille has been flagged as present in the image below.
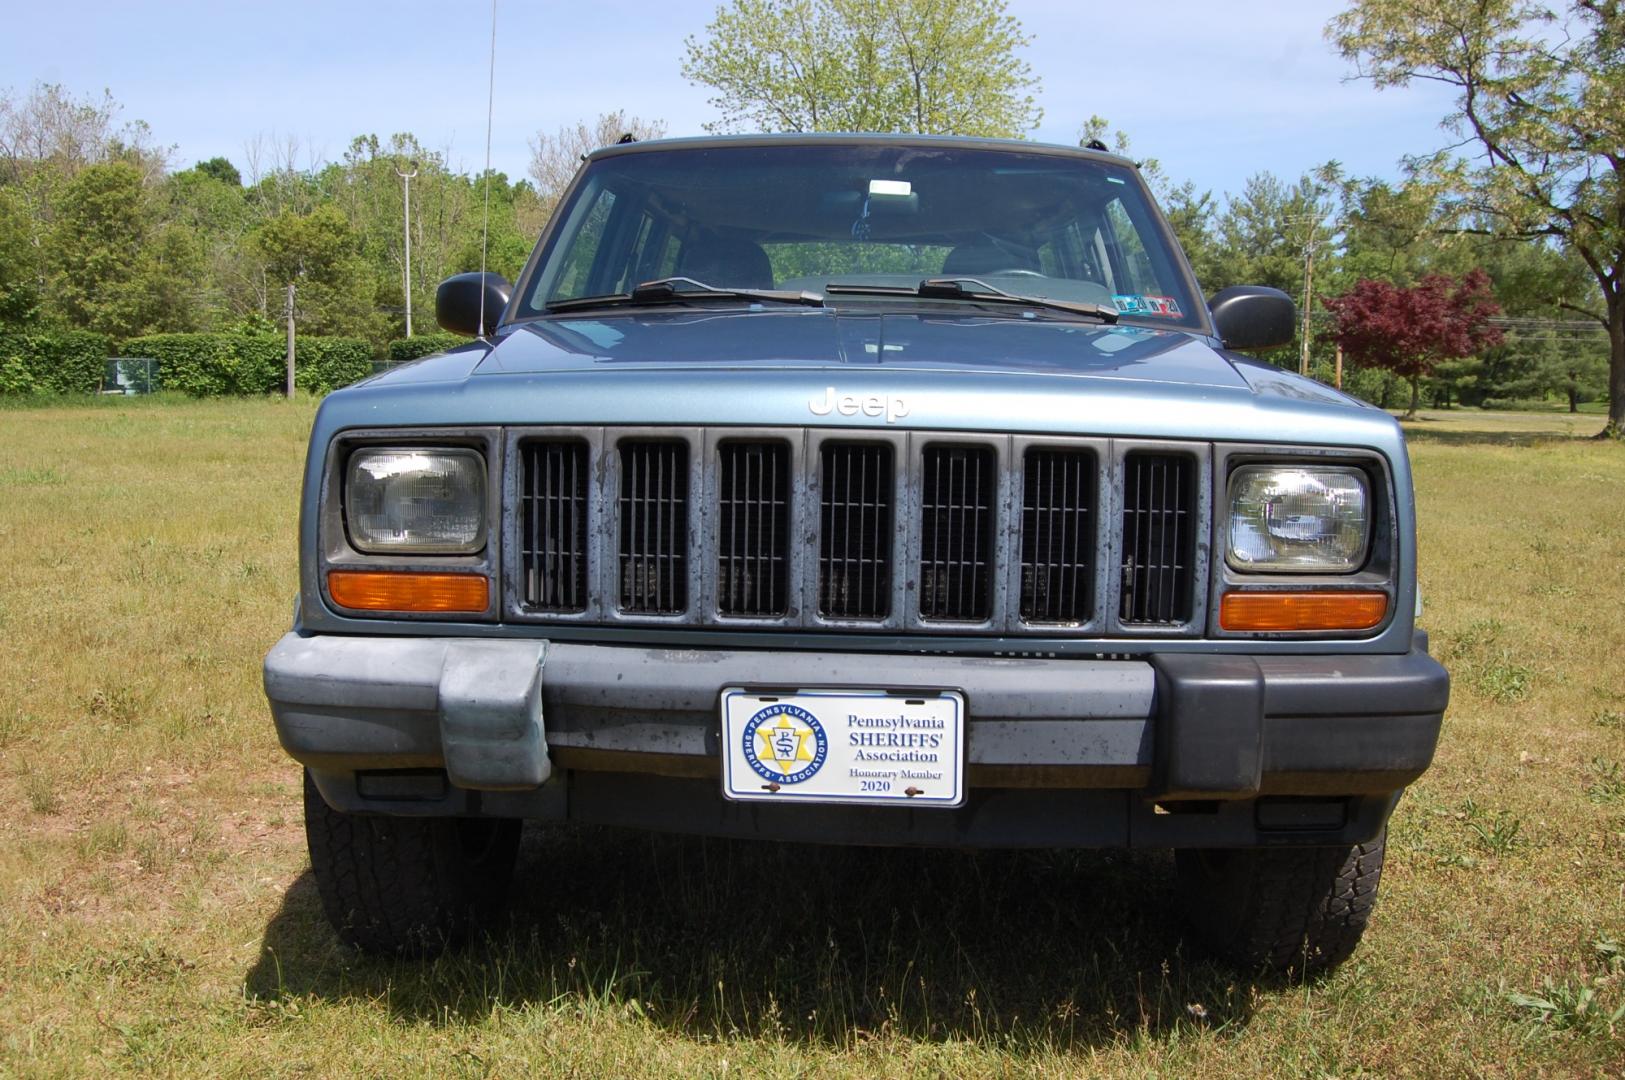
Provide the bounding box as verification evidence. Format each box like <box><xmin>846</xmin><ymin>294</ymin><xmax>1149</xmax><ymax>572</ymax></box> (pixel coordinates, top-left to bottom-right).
<box><xmin>919</xmin><ymin>445</ymin><xmax>995</xmax><ymax>622</ymax></box>
<box><xmin>818</xmin><ymin>442</ymin><xmax>893</xmax><ymax>619</ymax></box>
<box><xmin>618</xmin><ymin>440</ymin><xmax>688</xmax><ymax>614</ymax></box>
<box><xmin>519</xmin><ymin>440</ymin><xmax>589</xmax><ymax>612</ymax></box>
<box><xmin>717</xmin><ymin>441</ymin><xmax>790</xmax><ymax>617</ymax></box>
<box><xmin>1020</xmin><ymin>447</ymin><xmax>1095</xmax><ymax>624</ymax></box>
<box><xmin>1119</xmin><ymin>451</ymin><xmax>1195</xmax><ymax>625</ymax></box>
<box><xmin>509</xmin><ymin>429</ymin><xmax>1204</xmax><ymax>635</ymax></box>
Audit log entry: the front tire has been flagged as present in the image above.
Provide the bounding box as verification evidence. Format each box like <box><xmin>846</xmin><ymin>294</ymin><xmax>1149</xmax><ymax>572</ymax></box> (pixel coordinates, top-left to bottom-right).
<box><xmin>303</xmin><ymin>770</ymin><xmax>521</xmax><ymax>953</ymax></box>
<box><xmin>1175</xmin><ymin>831</ymin><xmax>1386</xmax><ymax>976</ymax></box>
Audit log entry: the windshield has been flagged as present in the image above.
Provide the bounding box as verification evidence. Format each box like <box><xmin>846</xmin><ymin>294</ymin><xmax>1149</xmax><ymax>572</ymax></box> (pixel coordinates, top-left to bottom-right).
<box><xmin>521</xmin><ymin>142</ymin><xmax>1203</xmax><ymax>330</ymax></box>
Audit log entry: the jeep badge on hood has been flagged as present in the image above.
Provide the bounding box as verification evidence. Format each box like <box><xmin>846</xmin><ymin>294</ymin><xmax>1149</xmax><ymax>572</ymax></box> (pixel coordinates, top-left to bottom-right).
<box><xmin>808</xmin><ymin>386</ymin><xmax>911</xmax><ymax>423</ymax></box>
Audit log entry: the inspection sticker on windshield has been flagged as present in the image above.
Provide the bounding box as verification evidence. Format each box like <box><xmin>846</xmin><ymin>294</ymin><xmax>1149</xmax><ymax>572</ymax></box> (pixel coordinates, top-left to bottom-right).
<box><xmin>721</xmin><ymin>688</ymin><xmax>965</xmax><ymax>807</ymax></box>
<box><xmin>1113</xmin><ymin>294</ymin><xmax>1182</xmax><ymax>317</ymax></box>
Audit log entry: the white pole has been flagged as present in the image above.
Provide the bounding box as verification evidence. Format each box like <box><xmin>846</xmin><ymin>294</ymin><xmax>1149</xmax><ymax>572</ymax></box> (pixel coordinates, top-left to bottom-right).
<box><xmin>285</xmin><ymin>282</ymin><xmax>296</xmax><ymax>398</ymax></box>
<box><xmin>1300</xmin><ymin>240</ymin><xmax>1314</xmax><ymax>377</ymax></box>
<box><xmin>397</xmin><ymin>161</ymin><xmax>419</xmax><ymax>337</ymax></box>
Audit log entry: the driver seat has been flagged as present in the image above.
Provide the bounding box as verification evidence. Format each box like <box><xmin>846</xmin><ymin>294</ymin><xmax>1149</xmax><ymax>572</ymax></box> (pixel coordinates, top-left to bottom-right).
<box><xmin>674</xmin><ymin>233</ymin><xmax>775</xmax><ymax>289</ymax></box>
<box><xmin>941</xmin><ymin>242</ymin><xmax>1041</xmax><ymax>276</ymax></box>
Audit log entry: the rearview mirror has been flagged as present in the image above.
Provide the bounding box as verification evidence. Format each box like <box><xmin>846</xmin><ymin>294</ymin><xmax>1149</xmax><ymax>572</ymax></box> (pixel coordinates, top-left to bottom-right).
<box><xmin>436</xmin><ymin>272</ymin><xmax>513</xmax><ymax>337</ymax></box>
<box><xmin>1208</xmin><ymin>286</ymin><xmax>1297</xmax><ymax>351</ymax></box>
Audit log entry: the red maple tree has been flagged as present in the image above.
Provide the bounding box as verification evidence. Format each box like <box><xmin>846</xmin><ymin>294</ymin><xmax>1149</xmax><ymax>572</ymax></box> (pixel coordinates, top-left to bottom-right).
<box><xmin>1323</xmin><ymin>270</ymin><xmax>1504</xmax><ymax>418</ymax></box>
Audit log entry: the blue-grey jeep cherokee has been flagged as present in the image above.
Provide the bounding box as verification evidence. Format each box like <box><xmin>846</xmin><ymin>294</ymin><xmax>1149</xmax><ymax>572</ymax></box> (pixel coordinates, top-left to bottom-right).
<box><xmin>264</xmin><ymin>134</ymin><xmax>1448</xmax><ymax>973</ymax></box>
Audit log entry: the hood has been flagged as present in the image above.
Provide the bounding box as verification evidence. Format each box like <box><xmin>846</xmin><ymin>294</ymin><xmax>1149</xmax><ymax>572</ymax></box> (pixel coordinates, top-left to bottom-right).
<box><xmin>472</xmin><ymin>308</ymin><xmax>1248</xmax><ymax>389</ymax></box>
<box><xmin>342</xmin><ymin>307</ymin><xmax>1392</xmax><ymax>451</ymax></box>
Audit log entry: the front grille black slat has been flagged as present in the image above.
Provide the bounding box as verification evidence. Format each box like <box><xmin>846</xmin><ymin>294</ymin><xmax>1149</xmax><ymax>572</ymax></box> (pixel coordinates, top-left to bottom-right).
<box><xmin>919</xmin><ymin>445</ymin><xmax>995</xmax><ymax>621</ymax></box>
<box><xmin>519</xmin><ymin>441</ymin><xmax>589</xmax><ymax>612</ymax></box>
<box><xmin>818</xmin><ymin>443</ymin><xmax>893</xmax><ymax>619</ymax></box>
<box><xmin>1021</xmin><ymin>448</ymin><xmax>1095</xmax><ymax>623</ymax></box>
<box><xmin>718</xmin><ymin>441</ymin><xmax>790</xmax><ymax>616</ymax></box>
<box><xmin>619</xmin><ymin>440</ymin><xmax>688</xmax><ymax>614</ymax></box>
<box><xmin>1119</xmin><ymin>452</ymin><xmax>1194</xmax><ymax>625</ymax></box>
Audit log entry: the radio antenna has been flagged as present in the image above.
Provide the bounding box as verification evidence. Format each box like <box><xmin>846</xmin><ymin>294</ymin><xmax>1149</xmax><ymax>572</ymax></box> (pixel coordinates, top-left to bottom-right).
<box><xmin>477</xmin><ymin>0</ymin><xmax>498</xmax><ymax>341</ymax></box>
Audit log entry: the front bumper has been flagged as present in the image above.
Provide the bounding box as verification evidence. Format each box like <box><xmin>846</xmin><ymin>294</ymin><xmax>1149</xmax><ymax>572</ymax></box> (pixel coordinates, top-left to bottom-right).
<box><xmin>265</xmin><ymin>632</ymin><xmax>1447</xmax><ymax>848</ymax></box>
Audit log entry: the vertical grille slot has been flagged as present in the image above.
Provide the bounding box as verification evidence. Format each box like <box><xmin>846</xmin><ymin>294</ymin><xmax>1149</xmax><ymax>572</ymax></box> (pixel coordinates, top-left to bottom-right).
<box><xmin>919</xmin><ymin>445</ymin><xmax>996</xmax><ymax>622</ymax></box>
<box><xmin>1119</xmin><ymin>452</ymin><xmax>1195</xmax><ymax>625</ymax></box>
<box><xmin>618</xmin><ymin>440</ymin><xmax>689</xmax><ymax>614</ymax></box>
<box><xmin>818</xmin><ymin>443</ymin><xmax>893</xmax><ymax>619</ymax></box>
<box><xmin>520</xmin><ymin>440</ymin><xmax>589</xmax><ymax>612</ymax></box>
<box><xmin>1020</xmin><ymin>447</ymin><xmax>1095</xmax><ymax>623</ymax></box>
<box><xmin>717</xmin><ymin>441</ymin><xmax>790</xmax><ymax>617</ymax></box>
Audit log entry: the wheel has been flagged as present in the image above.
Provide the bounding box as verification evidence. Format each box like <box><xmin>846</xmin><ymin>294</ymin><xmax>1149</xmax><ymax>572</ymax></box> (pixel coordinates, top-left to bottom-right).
<box><xmin>1174</xmin><ymin>831</ymin><xmax>1386</xmax><ymax>976</ymax></box>
<box><xmin>302</xmin><ymin>770</ymin><xmax>521</xmax><ymax>954</ymax></box>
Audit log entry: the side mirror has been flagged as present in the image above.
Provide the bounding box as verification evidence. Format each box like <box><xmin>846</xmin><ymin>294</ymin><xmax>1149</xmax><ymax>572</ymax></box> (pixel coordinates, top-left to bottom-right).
<box><xmin>1208</xmin><ymin>286</ymin><xmax>1297</xmax><ymax>351</ymax></box>
<box><xmin>435</xmin><ymin>272</ymin><xmax>513</xmax><ymax>337</ymax></box>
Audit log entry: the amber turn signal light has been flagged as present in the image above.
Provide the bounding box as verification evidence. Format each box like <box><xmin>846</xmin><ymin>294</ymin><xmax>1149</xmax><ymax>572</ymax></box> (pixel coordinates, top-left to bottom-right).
<box><xmin>328</xmin><ymin>570</ymin><xmax>489</xmax><ymax>613</ymax></box>
<box><xmin>1219</xmin><ymin>590</ymin><xmax>1388</xmax><ymax>632</ymax></box>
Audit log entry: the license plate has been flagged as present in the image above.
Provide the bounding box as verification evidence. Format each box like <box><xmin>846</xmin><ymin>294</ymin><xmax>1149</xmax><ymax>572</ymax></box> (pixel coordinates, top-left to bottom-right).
<box><xmin>721</xmin><ymin>688</ymin><xmax>965</xmax><ymax>807</ymax></box>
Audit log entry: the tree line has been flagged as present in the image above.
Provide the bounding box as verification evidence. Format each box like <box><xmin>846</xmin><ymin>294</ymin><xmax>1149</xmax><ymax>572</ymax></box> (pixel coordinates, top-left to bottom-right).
<box><xmin>0</xmin><ymin>0</ymin><xmax>1617</xmax><ymax>431</ymax></box>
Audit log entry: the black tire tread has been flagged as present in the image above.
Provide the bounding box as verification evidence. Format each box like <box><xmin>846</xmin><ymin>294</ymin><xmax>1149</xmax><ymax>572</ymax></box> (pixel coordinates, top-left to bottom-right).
<box><xmin>303</xmin><ymin>770</ymin><xmax>520</xmax><ymax>954</ymax></box>
<box><xmin>1176</xmin><ymin>831</ymin><xmax>1386</xmax><ymax>976</ymax></box>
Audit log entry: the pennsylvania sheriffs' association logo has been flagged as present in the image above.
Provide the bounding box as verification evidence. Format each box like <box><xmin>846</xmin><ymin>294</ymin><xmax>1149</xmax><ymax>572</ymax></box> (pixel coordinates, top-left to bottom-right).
<box><xmin>742</xmin><ymin>703</ymin><xmax>828</xmax><ymax>785</ymax></box>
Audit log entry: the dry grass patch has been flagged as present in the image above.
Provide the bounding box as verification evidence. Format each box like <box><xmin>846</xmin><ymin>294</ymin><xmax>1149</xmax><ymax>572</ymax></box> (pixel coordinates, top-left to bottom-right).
<box><xmin>0</xmin><ymin>398</ymin><xmax>1621</xmax><ymax>1076</ymax></box>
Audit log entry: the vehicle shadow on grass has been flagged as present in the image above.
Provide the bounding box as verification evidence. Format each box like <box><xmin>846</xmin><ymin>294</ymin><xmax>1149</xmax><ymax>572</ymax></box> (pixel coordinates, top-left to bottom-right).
<box><xmin>246</xmin><ymin>826</ymin><xmax>1268</xmax><ymax>1049</ymax></box>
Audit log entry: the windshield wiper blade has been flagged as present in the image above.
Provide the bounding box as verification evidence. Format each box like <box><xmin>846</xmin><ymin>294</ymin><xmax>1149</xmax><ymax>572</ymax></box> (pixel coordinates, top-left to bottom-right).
<box><xmin>919</xmin><ymin>277</ymin><xmax>1119</xmax><ymax>322</ymax></box>
<box><xmin>633</xmin><ymin>276</ymin><xmax>825</xmax><ymax>306</ymax></box>
<box><xmin>825</xmin><ymin>277</ymin><xmax>1118</xmax><ymax>323</ymax></box>
<box><xmin>543</xmin><ymin>276</ymin><xmax>824</xmax><ymax>313</ymax></box>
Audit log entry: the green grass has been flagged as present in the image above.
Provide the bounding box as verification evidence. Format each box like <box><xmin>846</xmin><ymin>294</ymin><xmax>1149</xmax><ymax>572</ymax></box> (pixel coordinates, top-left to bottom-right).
<box><xmin>1396</xmin><ymin>405</ymin><xmax>1614</xmax><ymax>443</ymax></box>
<box><xmin>1</xmin><ymin>401</ymin><xmax>1622</xmax><ymax>1076</ymax></box>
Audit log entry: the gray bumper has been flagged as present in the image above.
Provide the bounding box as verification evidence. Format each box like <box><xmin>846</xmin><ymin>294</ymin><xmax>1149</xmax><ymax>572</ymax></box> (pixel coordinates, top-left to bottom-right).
<box><xmin>264</xmin><ymin>632</ymin><xmax>1447</xmax><ymax>802</ymax></box>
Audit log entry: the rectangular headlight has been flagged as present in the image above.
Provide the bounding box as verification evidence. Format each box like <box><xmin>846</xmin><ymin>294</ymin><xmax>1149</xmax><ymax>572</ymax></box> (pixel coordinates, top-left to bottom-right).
<box><xmin>346</xmin><ymin>448</ymin><xmax>486</xmax><ymax>554</ymax></box>
<box><xmin>1227</xmin><ymin>465</ymin><xmax>1370</xmax><ymax>572</ymax></box>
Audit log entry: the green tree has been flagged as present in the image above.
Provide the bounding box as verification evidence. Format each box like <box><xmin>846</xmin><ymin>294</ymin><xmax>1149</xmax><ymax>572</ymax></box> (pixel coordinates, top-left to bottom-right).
<box><xmin>1331</xmin><ymin>0</ymin><xmax>1625</xmax><ymax>437</ymax></box>
<box><xmin>1490</xmin><ymin>329</ymin><xmax>1610</xmax><ymax>410</ymax></box>
<box><xmin>44</xmin><ymin>160</ymin><xmax>206</xmax><ymax>338</ymax></box>
<box><xmin>682</xmin><ymin>0</ymin><xmax>1041</xmax><ymax>137</ymax></box>
<box><xmin>1335</xmin><ymin>177</ymin><xmax>1461</xmax><ymax>285</ymax></box>
<box><xmin>47</xmin><ymin>161</ymin><xmax>150</xmax><ymax>337</ymax></box>
<box><xmin>0</xmin><ymin>187</ymin><xmax>40</xmax><ymax>323</ymax></box>
<box><xmin>193</xmin><ymin>156</ymin><xmax>241</xmax><ymax>187</ymax></box>
<box><xmin>1162</xmin><ymin>183</ymin><xmax>1223</xmax><ymax>293</ymax></box>
<box><xmin>1214</xmin><ymin>170</ymin><xmax>1342</xmax><ymax>297</ymax></box>
<box><xmin>449</xmin><ymin>170</ymin><xmax>536</xmax><ymax>283</ymax></box>
<box><xmin>253</xmin><ymin>204</ymin><xmax>380</xmax><ymax>339</ymax></box>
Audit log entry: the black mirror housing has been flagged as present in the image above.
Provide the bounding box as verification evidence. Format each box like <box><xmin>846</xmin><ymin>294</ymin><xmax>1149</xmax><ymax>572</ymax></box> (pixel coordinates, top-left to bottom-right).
<box><xmin>1208</xmin><ymin>286</ymin><xmax>1297</xmax><ymax>352</ymax></box>
<box><xmin>435</xmin><ymin>272</ymin><xmax>513</xmax><ymax>337</ymax></box>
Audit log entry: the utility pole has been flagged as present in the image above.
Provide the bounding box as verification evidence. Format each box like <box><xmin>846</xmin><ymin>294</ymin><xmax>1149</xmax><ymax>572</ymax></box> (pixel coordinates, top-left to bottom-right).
<box><xmin>1335</xmin><ymin>343</ymin><xmax>1344</xmax><ymax>390</ymax></box>
<box><xmin>284</xmin><ymin>282</ymin><xmax>296</xmax><ymax>398</ymax></box>
<box><xmin>397</xmin><ymin>160</ymin><xmax>419</xmax><ymax>337</ymax></box>
<box><xmin>1299</xmin><ymin>228</ymin><xmax>1316</xmax><ymax>377</ymax></box>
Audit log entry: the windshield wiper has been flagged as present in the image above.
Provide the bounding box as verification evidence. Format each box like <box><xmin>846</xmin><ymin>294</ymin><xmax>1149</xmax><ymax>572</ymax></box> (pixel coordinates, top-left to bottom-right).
<box><xmin>825</xmin><ymin>277</ymin><xmax>1118</xmax><ymax>323</ymax></box>
<box><xmin>544</xmin><ymin>276</ymin><xmax>824</xmax><ymax>313</ymax></box>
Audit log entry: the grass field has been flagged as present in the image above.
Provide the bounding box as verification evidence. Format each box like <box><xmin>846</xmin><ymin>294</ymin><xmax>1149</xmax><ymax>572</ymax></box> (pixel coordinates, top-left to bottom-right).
<box><xmin>1</xmin><ymin>397</ymin><xmax>1622</xmax><ymax>1077</ymax></box>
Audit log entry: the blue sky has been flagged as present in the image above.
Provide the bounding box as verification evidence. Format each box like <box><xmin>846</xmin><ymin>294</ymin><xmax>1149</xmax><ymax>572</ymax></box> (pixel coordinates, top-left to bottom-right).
<box><xmin>3</xmin><ymin>0</ymin><xmax>1460</xmax><ymax>198</ymax></box>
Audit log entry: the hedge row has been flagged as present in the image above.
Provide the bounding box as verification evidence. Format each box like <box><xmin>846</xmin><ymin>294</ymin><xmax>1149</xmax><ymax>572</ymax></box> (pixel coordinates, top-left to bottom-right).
<box><xmin>120</xmin><ymin>333</ymin><xmax>373</xmax><ymax>396</ymax></box>
<box><xmin>0</xmin><ymin>330</ymin><xmax>112</xmax><ymax>395</ymax></box>
<box><xmin>386</xmin><ymin>333</ymin><xmax>468</xmax><ymax>364</ymax></box>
